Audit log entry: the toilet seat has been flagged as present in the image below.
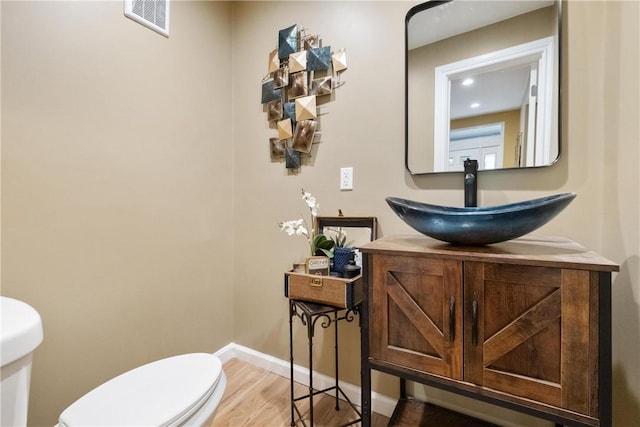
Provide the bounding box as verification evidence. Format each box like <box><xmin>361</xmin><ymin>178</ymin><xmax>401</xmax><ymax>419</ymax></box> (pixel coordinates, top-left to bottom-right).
<box><xmin>58</xmin><ymin>353</ymin><xmax>223</xmax><ymax>427</ymax></box>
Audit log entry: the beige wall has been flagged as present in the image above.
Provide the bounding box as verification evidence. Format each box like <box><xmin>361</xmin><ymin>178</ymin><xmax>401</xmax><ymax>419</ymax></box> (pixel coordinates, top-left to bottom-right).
<box><xmin>1</xmin><ymin>1</ymin><xmax>638</xmax><ymax>426</ymax></box>
<box><xmin>1</xmin><ymin>1</ymin><xmax>234</xmax><ymax>425</ymax></box>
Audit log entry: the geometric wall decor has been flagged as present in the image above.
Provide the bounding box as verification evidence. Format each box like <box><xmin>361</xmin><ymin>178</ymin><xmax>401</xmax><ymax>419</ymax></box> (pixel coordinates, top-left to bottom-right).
<box><xmin>262</xmin><ymin>24</ymin><xmax>347</xmax><ymax>170</ymax></box>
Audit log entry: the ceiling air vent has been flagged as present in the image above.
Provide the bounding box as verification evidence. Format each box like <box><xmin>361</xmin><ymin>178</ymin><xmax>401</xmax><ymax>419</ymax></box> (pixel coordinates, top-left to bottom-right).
<box><xmin>124</xmin><ymin>0</ymin><xmax>169</xmax><ymax>37</ymax></box>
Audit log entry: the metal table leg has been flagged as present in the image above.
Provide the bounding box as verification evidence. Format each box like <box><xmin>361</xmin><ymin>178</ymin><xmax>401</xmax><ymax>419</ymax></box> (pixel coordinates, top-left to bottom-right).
<box><xmin>289</xmin><ymin>300</ymin><xmax>361</xmax><ymax>427</ymax></box>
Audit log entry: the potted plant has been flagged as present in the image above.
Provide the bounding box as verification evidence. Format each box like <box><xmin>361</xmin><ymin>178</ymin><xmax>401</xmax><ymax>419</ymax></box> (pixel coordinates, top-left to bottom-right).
<box><xmin>278</xmin><ymin>189</ymin><xmax>335</xmax><ymax>273</ymax></box>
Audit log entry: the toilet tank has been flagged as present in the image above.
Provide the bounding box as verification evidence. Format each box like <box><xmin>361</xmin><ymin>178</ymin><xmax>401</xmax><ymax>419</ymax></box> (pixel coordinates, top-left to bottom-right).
<box><xmin>1</xmin><ymin>296</ymin><xmax>44</xmax><ymax>426</ymax></box>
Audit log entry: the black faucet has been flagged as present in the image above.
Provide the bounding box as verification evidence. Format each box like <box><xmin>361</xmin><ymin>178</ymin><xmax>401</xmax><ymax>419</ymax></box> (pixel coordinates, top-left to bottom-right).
<box><xmin>464</xmin><ymin>159</ymin><xmax>478</xmax><ymax>208</ymax></box>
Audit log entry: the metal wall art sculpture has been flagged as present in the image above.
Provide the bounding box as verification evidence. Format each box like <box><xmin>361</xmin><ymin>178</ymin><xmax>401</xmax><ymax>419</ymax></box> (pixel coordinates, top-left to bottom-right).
<box><xmin>263</xmin><ymin>24</ymin><xmax>348</xmax><ymax>170</ymax></box>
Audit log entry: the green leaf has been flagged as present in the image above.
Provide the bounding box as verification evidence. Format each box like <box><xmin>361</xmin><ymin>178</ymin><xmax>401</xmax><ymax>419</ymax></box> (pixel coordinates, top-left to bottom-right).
<box><xmin>318</xmin><ymin>240</ymin><xmax>334</xmax><ymax>250</ymax></box>
<box><xmin>319</xmin><ymin>248</ymin><xmax>334</xmax><ymax>258</ymax></box>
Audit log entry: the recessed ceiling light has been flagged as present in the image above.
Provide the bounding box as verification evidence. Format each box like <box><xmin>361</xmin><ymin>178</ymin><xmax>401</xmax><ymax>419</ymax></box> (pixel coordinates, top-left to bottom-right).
<box><xmin>470</xmin><ymin>102</ymin><xmax>480</xmax><ymax>108</ymax></box>
<box><xmin>462</xmin><ymin>78</ymin><xmax>474</xmax><ymax>86</ymax></box>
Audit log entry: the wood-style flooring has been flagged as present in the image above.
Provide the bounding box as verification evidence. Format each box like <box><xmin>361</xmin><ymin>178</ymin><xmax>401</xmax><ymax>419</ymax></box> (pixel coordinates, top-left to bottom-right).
<box><xmin>210</xmin><ymin>358</ymin><xmax>390</xmax><ymax>427</ymax></box>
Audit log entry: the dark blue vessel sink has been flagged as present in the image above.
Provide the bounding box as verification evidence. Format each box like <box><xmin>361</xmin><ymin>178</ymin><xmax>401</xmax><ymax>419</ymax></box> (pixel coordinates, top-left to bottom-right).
<box><xmin>386</xmin><ymin>193</ymin><xmax>576</xmax><ymax>245</ymax></box>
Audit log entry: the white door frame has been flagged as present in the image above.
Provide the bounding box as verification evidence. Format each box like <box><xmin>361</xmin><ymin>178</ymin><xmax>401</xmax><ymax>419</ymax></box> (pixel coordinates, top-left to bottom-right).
<box><xmin>433</xmin><ymin>36</ymin><xmax>555</xmax><ymax>171</ymax></box>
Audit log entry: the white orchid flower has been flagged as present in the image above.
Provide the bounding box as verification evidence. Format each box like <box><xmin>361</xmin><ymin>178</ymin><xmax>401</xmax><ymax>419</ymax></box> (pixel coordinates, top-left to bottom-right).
<box><xmin>280</xmin><ymin>219</ymin><xmax>300</xmax><ymax>235</ymax></box>
<box><xmin>302</xmin><ymin>190</ymin><xmax>319</xmax><ymax>217</ymax></box>
<box><xmin>279</xmin><ymin>219</ymin><xmax>309</xmax><ymax>237</ymax></box>
<box><xmin>296</xmin><ymin>224</ymin><xmax>308</xmax><ymax>237</ymax></box>
<box><xmin>280</xmin><ymin>189</ymin><xmax>329</xmax><ymax>257</ymax></box>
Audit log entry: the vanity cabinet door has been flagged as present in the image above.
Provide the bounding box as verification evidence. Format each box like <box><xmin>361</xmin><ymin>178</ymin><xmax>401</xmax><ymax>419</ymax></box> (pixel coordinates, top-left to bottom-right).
<box><xmin>369</xmin><ymin>254</ymin><xmax>463</xmax><ymax>380</ymax></box>
<box><xmin>464</xmin><ymin>262</ymin><xmax>599</xmax><ymax>417</ymax></box>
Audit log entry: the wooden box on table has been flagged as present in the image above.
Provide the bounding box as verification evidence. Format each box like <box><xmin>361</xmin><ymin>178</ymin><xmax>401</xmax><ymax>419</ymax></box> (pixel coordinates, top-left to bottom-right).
<box><xmin>284</xmin><ymin>271</ymin><xmax>362</xmax><ymax>309</ymax></box>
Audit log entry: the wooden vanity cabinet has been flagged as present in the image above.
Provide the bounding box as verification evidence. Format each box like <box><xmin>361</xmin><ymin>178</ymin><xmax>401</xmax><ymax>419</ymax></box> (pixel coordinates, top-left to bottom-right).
<box><xmin>360</xmin><ymin>235</ymin><xmax>619</xmax><ymax>427</ymax></box>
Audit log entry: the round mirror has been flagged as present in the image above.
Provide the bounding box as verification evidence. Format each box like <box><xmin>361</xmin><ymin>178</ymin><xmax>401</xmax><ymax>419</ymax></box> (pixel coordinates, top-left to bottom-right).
<box><xmin>406</xmin><ymin>0</ymin><xmax>561</xmax><ymax>174</ymax></box>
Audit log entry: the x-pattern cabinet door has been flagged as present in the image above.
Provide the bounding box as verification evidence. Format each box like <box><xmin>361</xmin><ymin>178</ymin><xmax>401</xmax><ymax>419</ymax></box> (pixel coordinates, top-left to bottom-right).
<box><xmin>369</xmin><ymin>254</ymin><xmax>463</xmax><ymax>380</ymax></box>
<box><xmin>464</xmin><ymin>261</ymin><xmax>599</xmax><ymax>417</ymax></box>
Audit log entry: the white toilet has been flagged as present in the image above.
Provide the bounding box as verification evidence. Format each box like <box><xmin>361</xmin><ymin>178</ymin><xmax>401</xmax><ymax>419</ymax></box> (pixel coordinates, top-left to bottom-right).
<box><xmin>58</xmin><ymin>353</ymin><xmax>226</xmax><ymax>427</ymax></box>
<box><xmin>1</xmin><ymin>296</ymin><xmax>44</xmax><ymax>427</ymax></box>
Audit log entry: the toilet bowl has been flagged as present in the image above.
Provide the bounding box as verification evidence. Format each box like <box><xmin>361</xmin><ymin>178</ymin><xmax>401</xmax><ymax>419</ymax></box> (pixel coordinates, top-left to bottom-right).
<box><xmin>58</xmin><ymin>353</ymin><xmax>226</xmax><ymax>427</ymax></box>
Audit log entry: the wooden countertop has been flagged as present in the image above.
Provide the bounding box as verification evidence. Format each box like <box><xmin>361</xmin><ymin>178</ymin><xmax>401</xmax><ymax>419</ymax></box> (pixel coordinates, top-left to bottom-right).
<box><xmin>360</xmin><ymin>234</ymin><xmax>619</xmax><ymax>272</ymax></box>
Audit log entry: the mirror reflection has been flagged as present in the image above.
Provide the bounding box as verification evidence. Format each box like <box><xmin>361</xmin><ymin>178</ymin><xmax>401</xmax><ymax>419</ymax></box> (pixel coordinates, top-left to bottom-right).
<box><xmin>316</xmin><ymin>216</ymin><xmax>378</xmax><ymax>247</ymax></box>
<box><xmin>406</xmin><ymin>0</ymin><xmax>560</xmax><ymax>174</ymax></box>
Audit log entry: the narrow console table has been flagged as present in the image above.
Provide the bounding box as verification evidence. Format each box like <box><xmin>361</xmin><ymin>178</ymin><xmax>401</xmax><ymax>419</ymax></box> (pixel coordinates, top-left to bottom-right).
<box><xmin>288</xmin><ymin>299</ymin><xmax>361</xmax><ymax>427</ymax></box>
<box><xmin>359</xmin><ymin>235</ymin><xmax>618</xmax><ymax>427</ymax></box>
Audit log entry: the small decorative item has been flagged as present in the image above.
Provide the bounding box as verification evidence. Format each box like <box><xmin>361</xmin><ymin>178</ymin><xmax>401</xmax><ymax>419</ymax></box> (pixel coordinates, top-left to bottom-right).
<box><xmin>343</xmin><ymin>262</ymin><xmax>361</xmax><ymax>279</ymax></box>
<box><xmin>262</xmin><ymin>24</ymin><xmax>347</xmax><ymax>171</ymax></box>
<box><xmin>305</xmin><ymin>256</ymin><xmax>330</xmax><ymax>276</ymax></box>
<box><xmin>326</xmin><ymin>227</ymin><xmax>355</xmax><ymax>275</ymax></box>
<box><xmin>278</xmin><ymin>189</ymin><xmax>335</xmax><ymax>258</ymax></box>
<box><xmin>333</xmin><ymin>247</ymin><xmax>355</xmax><ymax>275</ymax></box>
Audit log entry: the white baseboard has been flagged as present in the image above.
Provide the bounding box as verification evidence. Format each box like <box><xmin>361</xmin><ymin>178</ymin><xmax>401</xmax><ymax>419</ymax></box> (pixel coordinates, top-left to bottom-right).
<box><xmin>213</xmin><ymin>343</ymin><xmax>398</xmax><ymax>418</ymax></box>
